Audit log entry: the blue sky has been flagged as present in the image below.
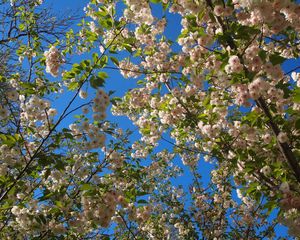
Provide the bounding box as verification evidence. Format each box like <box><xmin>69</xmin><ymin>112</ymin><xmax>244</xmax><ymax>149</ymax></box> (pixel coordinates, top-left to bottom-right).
<box><xmin>42</xmin><ymin>0</ymin><xmax>299</xmax><ymax>237</ymax></box>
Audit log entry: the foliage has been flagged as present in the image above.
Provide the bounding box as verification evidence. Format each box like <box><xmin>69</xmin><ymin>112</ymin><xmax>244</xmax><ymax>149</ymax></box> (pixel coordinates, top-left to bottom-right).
<box><xmin>0</xmin><ymin>0</ymin><xmax>300</xmax><ymax>239</ymax></box>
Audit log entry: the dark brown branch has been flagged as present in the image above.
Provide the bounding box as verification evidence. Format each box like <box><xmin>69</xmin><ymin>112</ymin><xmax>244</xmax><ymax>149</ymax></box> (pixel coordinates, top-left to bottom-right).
<box><xmin>256</xmin><ymin>97</ymin><xmax>300</xmax><ymax>183</ymax></box>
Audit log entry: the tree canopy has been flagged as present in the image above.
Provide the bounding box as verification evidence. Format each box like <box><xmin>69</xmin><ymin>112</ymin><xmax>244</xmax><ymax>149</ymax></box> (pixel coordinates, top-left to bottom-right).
<box><xmin>0</xmin><ymin>0</ymin><xmax>300</xmax><ymax>239</ymax></box>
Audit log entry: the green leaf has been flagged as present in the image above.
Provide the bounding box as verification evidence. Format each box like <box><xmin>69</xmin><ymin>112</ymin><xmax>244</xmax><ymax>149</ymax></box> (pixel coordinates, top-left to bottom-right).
<box><xmin>258</xmin><ymin>50</ymin><xmax>267</xmax><ymax>62</ymax></box>
<box><xmin>82</xmin><ymin>59</ymin><xmax>91</xmax><ymax>67</ymax></box>
<box><xmin>0</xmin><ymin>134</ymin><xmax>7</xmax><ymax>142</ymax></box>
<box><xmin>55</xmin><ymin>201</ymin><xmax>64</xmax><ymax>208</ymax></box>
<box><xmin>98</xmin><ymin>6</ymin><xmax>108</xmax><ymax>17</ymax></box>
<box><xmin>93</xmin><ymin>52</ymin><xmax>99</xmax><ymax>63</ymax></box>
<box><xmin>108</xmin><ymin>90</ymin><xmax>115</xmax><ymax>96</ymax></box>
<box><xmin>100</xmin><ymin>55</ymin><xmax>108</xmax><ymax>67</ymax></box>
<box><xmin>137</xmin><ymin>191</ymin><xmax>148</xmax><ymax>196</ymax></box>
<box><xmin>137</xmin><ymin>80</ymin><xmax>145</xmax><ymax>85</ymax></box>
<box><xmin>68</xmin><ymin>82</ymin><xmax>79</xmax><ymax>90</ymax></box>
<box><xmin>0</xmin><ymin>134</ymin><xmax>16</xmax><ymax>146</ymax></box>
<box><xmin>98</xmin><ymin>71</ymin><xmax>108</xmax><ymax>80</ymax></box>
<box><xmin>295</xmin><ymin>119</ymin><xmax>300</xmax><ymax>130</ymax></box>
<box><xmin>110</xmin><ymin>56</ymin><xmax>119</xmax><ymax>66</ymax></box>
<box><xmin>269</xmin><ymin>54</ymin><xmax>286</xmax><ymax>65</ymax></box>
<box><xmin>81</xmin><ymin>184</ymin><xmax>93</xmax><ymax>191</ymax></box>
<box><xmin>293</xmin><ymin>88</ymin><xmax>300</xmax><ymax>103</ymax></box>
<box><xmin>72</xmin><ymin>63</ymin><xmax>82</xmax><ymax>74</ymax></box>
<box><xmin>111</xmin><ymin>97</ymin><xmax>122</xmax><ymax>105</ymax></box>
<box><xmin>123</xmin><ymin>43</ymin><xmax>132</xmax><ymax>53</ymax></box>
<box><xmin>90</xmin><ymin>75</ymin><xmax>105</xmax><ymax>89</ymax></box>
<box><xmin>202</xmin><ymin>97</ymin><xmax>210</xmax><ymax>106</ymax></box>
<box><xmin>63</xmin><ymin>71</ymin><xmax>75</xmax><ymax>80</ymax></box>
<box><xmin>265</xmin><ymin>201</ymin><xmax>276</xmax><ymax>214</ymax></box>
<box><xmin>19</xmin><ymin>23</ymin><xmax>26</xmax><ymax>31</ymax></box>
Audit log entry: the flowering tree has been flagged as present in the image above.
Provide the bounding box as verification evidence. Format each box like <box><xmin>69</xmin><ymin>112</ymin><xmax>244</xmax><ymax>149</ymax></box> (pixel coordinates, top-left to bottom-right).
<box><xmin>0</xmin><ymin>0</ymin><xmax>137</xmax><ymax>238</ymax></box>
<box><xmin>82</xmin><ymin>0</ymin><xmax>300</xmax><ymax>238</ymax></box>
<box><xmin>1</xmin><ymin>0</ymin><xmax>300</xmax><ymax>239</ymax></box>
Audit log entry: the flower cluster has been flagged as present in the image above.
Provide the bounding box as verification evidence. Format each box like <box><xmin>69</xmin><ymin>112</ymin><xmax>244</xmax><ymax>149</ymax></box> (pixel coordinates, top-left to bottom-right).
<box><xmin>225</xmin><ymin>55</ymin><xmax>243</xmax><ymax>73</ymax></box>
<box><xmin>69</xmin><ymin>88</ymin><xmax>109</xmax><ymax>150</ymax></box>
<box><xmin>44</xmin><ymin>46</ymin><xmax>63</xmax><ymax>77</ymax></box>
